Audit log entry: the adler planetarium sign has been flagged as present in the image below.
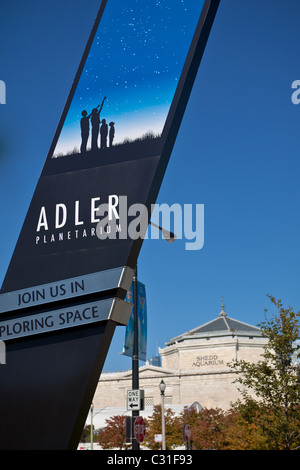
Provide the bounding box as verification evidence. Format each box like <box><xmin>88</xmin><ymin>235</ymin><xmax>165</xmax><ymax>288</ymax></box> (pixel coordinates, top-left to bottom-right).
<box><xmin>0</xmin><ymin>0</ymin><xmax>219</xmax><ymax>450</ymax></box>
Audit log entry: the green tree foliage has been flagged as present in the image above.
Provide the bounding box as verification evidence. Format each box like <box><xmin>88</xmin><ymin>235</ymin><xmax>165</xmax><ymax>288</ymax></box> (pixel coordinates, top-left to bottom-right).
<box><xmin>229</xmin><ymin>296</ymin><xmax>300</xmax><ymax>450</ymax></box>
<box><xmin>80</xmin><ymin>425</ymin><xmax>97</xmax><ymax>444</ymax></box>
<box><xmin>143</xmin><ymin>405</ymin><xmax>182</xmax><ymax>450</ymax></box>
<box><xmin>220</xmin><ymin>408</ymin><xmax>269</xmax><ymax>450</ymax></box>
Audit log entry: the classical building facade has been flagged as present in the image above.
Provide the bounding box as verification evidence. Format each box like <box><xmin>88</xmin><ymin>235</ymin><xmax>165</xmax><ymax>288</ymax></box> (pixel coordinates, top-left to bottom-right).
<box><xmin>93</xmin><ymin>304</ymin><xmax>267</xmax><ymax>413</ymax></box>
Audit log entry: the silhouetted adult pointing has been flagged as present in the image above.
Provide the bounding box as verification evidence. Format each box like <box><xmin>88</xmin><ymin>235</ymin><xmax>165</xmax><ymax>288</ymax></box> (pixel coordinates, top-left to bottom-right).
<box><xmin>91</xmin><ymin>96</ymin><xmax>106</xmax><ymax>151</ymax></box>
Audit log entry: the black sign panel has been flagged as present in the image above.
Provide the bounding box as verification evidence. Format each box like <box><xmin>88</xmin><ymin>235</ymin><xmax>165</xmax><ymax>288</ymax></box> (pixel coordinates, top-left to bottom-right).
<box><xmin>1</xmin><ymin>0</ymin><xmax>219</xmax><ymax>302</ymax></box>
<box><xmin>0</xmin><ymin>0</ymin><xmax>219</xmax><ymax>450</ymax></box>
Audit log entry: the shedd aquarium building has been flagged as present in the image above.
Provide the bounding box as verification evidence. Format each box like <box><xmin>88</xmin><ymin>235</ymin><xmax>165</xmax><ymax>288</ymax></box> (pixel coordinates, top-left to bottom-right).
<box><xmin>91</xmin><ymin>303</ymin><xmax>267</xmax><ymax>424</ymax></box>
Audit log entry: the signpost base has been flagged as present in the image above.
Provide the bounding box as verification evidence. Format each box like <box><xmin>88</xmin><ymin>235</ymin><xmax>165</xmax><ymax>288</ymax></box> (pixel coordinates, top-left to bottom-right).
<box><xmin>0</xmin><ymin>321</ymin><xmax>116</xmax><ymax>450</ymax></box>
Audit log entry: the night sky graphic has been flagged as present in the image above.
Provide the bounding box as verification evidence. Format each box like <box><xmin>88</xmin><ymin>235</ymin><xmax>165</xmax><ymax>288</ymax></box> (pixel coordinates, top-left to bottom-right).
<box><xmin>53</xmin><ymin>0</ymin><xmax>205</xmax><ymax>156</ymax></box>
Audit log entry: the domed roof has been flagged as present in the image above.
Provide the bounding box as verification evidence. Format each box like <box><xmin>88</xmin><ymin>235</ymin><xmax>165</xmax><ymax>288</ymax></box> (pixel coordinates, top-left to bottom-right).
<box><xmin>165</xmin><ymin>301</ymin><xmax>262</xmax><ymax>346</ymax></box>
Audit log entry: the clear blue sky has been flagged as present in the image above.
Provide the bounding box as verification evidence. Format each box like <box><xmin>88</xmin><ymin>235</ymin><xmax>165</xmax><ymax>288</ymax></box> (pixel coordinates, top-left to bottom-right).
<box><xmin>0</xmin><ymin>0</ymin><xmax>299</xmax><ymax>373</ymax></box>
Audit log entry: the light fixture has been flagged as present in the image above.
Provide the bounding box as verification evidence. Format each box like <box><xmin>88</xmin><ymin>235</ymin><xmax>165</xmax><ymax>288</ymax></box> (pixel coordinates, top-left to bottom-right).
<box><xmin>150</xmin><ymin>222</ymin><xmax>176</xmax><ymax>243</ymax></box>
<box><xmin>159</xmin><ymin>379</ymin><xmax>166</xmax><ymax>395</ymax></box>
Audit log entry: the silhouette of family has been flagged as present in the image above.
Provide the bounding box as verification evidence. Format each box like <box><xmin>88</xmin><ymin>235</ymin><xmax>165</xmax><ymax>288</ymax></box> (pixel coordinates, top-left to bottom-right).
<box><xmin>80</xmin><ymin>96</ymin><xmax>115</xmax><ymax>153</ymax></box>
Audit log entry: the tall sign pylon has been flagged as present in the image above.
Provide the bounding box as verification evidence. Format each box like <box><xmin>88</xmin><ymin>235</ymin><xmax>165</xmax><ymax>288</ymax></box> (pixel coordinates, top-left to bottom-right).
<box><xmin>0</xmin><ymin>0</ymin><xmax>220</xmax><ymax>449</ymax></box>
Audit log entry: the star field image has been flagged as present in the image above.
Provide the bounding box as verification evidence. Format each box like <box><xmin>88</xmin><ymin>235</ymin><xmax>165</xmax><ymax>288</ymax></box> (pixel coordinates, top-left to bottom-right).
<box><xmin>53</xmin><ymin>0</ymin><xmax>205</xmax><ymax>156</ymax></box>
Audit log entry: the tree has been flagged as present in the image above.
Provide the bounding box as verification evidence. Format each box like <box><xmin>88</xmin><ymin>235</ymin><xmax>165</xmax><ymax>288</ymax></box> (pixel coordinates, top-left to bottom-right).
<box><xmin>229</xmin><ymin>296</ymin><xmax>300</xmax><ymax>449</ymax></box>
<box><xmin>143</xmin><ymin>405</ymin><xmax>182</xmax><ymax>450</ymax></box>
<box><xmin>178</xmin><ymin>406</ymin><xmax>201</xmax><ymax>449</ymax></box>
<box><xmin>220</xmin><ymin>408</ymin><xmax>269</xmax><ymax>450</ymax></box>
<box><xmin>80</xmin><ymin>425</ymin><xmax>97</xmax><ymax>444</ymax></box>
<box><xmin>179</xmin><ymin>406</ymin><xmax>232</xmax><ymax>450</ymax></box>
<box><xmin>97</xmin><ymin>415</ymin><xmax>129</xmax><ymax>450</ymax></box>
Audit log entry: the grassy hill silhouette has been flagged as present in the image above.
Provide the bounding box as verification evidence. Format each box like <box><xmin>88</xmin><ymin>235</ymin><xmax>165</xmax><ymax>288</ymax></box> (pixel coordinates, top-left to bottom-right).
<box><xmin>43</xmin><ymin>132</ymin><xmax>163</xmax><ymax>177</ymax></box>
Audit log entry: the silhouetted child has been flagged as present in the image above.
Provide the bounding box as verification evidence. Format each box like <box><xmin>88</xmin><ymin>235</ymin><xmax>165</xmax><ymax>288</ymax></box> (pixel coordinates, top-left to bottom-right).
<box><xmin>80</xmin><ymin>110</ymin><xmax>91</xmax><ymax>153</ymax></box>
<box><xmin>100</xmin><ymin>119</ymin><xmax>108</xmax><ymax>148</ymax></box>
<box><xmin>109</xmin><ymin>122</ymin><xmax>115</xmax><ymax>147</ymax></box>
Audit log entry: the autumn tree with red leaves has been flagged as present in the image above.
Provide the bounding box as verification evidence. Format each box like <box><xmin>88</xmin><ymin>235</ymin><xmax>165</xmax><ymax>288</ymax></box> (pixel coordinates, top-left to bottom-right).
<box><xmin>97</xmin><ymin>415</ymin><xmax>130</xmax><ymax>450</ymax></box>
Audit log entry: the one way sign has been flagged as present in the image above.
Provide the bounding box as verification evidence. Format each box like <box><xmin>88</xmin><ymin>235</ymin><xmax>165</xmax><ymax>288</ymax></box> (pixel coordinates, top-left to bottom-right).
<box><xmin>127</xmin><ymin>389</ymin><xmax>145</xmax><ymax>411</ymax></box>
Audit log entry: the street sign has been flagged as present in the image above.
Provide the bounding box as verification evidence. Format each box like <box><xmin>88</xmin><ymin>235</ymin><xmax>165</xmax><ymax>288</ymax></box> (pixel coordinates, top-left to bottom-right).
<box><xmin>127</xmin><ymin>389</ymin><xmax>144</xmax><ymax>411</ymax></box>
<box><xmin>155</xmin><ymin>434</ymin><xmax>162</xmax><ymax>443</ymax></box>
<box><xmin>0</xmin><ymin>297</ymin><xmax>132</xmax><ymax>342</ymax></box>
<box><xmin>183</xmin><ymin>424</ymin><xmax>191</xmax><ymax>442</ymax></box>
<box><xmin>134</xmin><ymin>416</ymin><xmax>146</xmax><ymax>444</ymax></box>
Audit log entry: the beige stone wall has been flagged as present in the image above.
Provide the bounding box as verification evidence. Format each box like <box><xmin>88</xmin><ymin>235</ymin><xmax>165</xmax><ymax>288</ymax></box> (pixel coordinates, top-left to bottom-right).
<box><xmin>93</xmin><ymin>373</ymin><xmax>129</xmax><ymax>408</ymax></box>
<box><xmin>178</xmin><ymin>372</ymin><xmax>232</xmax><ymax>409</ymax></box>
<box><xmin>93</xmin><ymin>334</ymin><xmax>268</xmax><ymax>411</ymax></box>
<box><xmin>93</xmin><ymin>368</ymin><xmax>244</xmax><ymax>410</ymax></box>
<box><xmin>93</xmin><ymin>369</ymin><xmax>174</xmax><ymax>409</ymax></box>
<box><xmin>160</xmin><ymin>336</ymin><xmax>267</xmax><ymax>373</ymax></box>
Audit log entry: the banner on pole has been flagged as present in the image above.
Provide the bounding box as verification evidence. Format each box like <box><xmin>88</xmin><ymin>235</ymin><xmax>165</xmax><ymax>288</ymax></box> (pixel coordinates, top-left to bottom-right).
<box><xmin>122</xmin><ymin>281</ymin><xmax>147</xmax><ymax>362</ymax></box>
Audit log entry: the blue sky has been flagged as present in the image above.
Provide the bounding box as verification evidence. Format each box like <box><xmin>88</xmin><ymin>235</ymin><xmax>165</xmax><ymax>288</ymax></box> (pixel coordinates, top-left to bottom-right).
<box><xmin>0</xmin><ymin>0</ymin><xmax>299</xmax><ymax>373</ymax></box>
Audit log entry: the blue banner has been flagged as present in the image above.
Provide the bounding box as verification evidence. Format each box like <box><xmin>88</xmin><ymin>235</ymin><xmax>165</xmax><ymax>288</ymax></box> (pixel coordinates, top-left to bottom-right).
<box><xmin>122</xmin><ymin>281</ymin><xmax>147</xmax><ymax>362</ymax></box>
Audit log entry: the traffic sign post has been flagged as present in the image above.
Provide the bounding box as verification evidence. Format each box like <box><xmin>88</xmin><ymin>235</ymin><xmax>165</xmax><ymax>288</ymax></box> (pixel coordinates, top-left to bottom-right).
<box><xmin>134</xmin><ymin>416</ymin><xmax>146</xmax><ymax>444</ymax></box>
<box><xmin>131</xmin><ymin>267</ymin><xmax>139</xmax><ymax>450</ymax></box>
<box><xmin>183</xmin><ymin>424</ymin><xmax>192</xmax><ymax>450</ymax></box>
<box><xmin>125</xmin><ymin>416</ymin><xmax>132</xmax><ymax>444</ymax></box>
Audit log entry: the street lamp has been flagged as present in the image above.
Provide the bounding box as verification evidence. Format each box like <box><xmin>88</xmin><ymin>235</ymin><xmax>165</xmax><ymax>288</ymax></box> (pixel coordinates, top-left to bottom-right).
<box><xmin>131</xmin><ymin>223</ymin><xmax>176</xmax><ymax>450</ymax></box>
<box><xmin>149</xmin><ymin>221</ymin><xmax>176</xmax><ymax>243</ymax></box>
<box><xmin>159</xmin><ymin>379</ymin><xmax>166</xmax><ymax>450</ymax></box>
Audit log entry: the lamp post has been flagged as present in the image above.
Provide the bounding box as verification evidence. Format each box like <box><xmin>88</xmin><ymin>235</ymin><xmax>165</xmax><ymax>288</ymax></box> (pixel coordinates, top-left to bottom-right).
<box><xmin>90</xmin><ymin>403</ymin><xmax>94</xmax><ymax>450</ymax></box>
<box><xmin>131</xmin><ymin>265</ymin><xmax>140</xmax><ymax>450</ymax></box>
<box><xmin>159</xmin><ymin>379</ymin><xmax>166</xmax><ymax>450</ymax></box>
<box><xmin>131</xmin><ymin>222</ymin><xmax>175</xmax><ymax>450</ymax></box>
